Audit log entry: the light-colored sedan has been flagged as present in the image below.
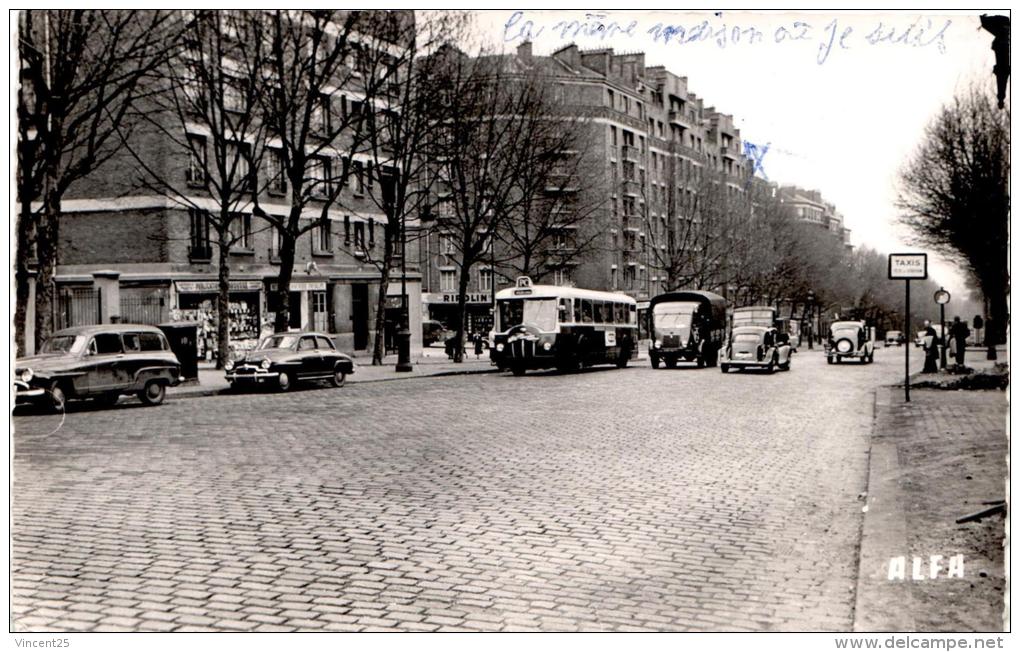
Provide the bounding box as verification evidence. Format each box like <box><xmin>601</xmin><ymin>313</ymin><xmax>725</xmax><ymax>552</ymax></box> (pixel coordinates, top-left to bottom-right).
<box><xmin>720</xmin><ymin>326</ymin><xmax>793</xmax><ymax>373</ymax></box>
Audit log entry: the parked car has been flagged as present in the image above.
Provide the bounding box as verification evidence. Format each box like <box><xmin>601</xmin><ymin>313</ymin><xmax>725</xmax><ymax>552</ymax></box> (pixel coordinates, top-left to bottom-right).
<box><xmin>224</xmin><ymin>332</ymin><xmax>354</xmax><ymax>391</ymax></box>
<box><xmin>826</xmin><ymin>320</ymin><xmax>875</xmax><ymax>364</ymax></box>
<box><xmin>720</xmin><ymin>326</ymin><xmax>792</xmax><ymax>373</ymax></box>
<box><xmin>14</xmin><ymin>324</ymin><xmax>183</xmax><ymax>411</ymax></box>
<box><xmin>885</xmin><ymin>330</ymin><xmax>904</xmax><ymax>346</ymax></box>
<box><xmin>422</xmin><ymin>320</ymin><xmax>448</xmax><ymax>347</ymax></box>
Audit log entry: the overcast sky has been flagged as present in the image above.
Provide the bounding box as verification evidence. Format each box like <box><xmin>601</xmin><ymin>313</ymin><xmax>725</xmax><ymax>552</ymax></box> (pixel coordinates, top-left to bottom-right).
<box><xmin>467</xmin><ymin>7</ymin><xmax>1000</xmax><ymax>299</ymax></box>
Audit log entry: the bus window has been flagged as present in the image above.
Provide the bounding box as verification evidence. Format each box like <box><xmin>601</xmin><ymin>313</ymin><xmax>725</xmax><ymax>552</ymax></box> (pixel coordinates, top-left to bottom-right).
<box><xmin>558</xmin><ymin>298</ymin><xmax>572</xmax><ymax>323</ymax></box>
<box><xmin>614</xmin><ymin>303</ymin><xmax>626</xmax><ymax>324</ymax></box>
<box><xmin>629</xmin><ymin>304</ymin><xmax>637</xmax><ymax>325</ymax></box>
<box><xmin>580</xmin><ymin>299</ymin><xmax>593</xmax><ymax>324</ymax></box>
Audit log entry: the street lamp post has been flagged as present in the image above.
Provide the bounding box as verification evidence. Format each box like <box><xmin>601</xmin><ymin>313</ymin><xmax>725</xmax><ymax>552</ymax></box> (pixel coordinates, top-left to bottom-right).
<box><xmin>934</xmin><ymin>287</ymin><xmax>950</xmax><ymax>370</ymax></box>
<box><xmin>806</xmin><ymin>290</ymin><xmax>815</xmax><ymax>350</ymax></box>
<box><xmin>391</xmin><ymin>178</ymin><xmax>412</xmax><ymax>373</ymax></box>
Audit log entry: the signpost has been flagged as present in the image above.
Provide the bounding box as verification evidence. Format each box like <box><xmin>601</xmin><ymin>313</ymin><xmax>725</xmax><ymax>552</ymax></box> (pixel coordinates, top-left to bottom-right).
<box><xmin>889</xmin><ymin>253</ymin><xmax>928</xmax><ymax>402</ymax></box>
<box><xmin>934</xmin><ymin>288</ymin><xmax>951</xmax><ymax>369</ymax></box>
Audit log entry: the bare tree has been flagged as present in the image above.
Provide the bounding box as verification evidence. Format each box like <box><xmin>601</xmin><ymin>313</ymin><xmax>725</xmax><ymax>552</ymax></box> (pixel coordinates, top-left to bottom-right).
<box><xmin>429</xmin><ymin>49</ymin><xmax>587</xmax><ymax>362</ymax></box>
<box><xmin>245</xmin><ymin>10</ymin><xmax>397</xmax><ymax>332</ymax></box>
<box><xmin>495</xmin><ymin>116</ymin><xmax>607</xmax><ymax>285</ymax></box>
<box><xmin>118</xmin><ymin>10</ymin><xmax>272</xmax><ymax>367</ymax></box>
<box><xmin>355</xmin><ymin>11</ymin><xmax>469</xmax><ymax>365</ymax></box>
<box><xmin>16</xmin><ymin>10</ymin><xmax>178</xmax><ymax>351</ymax></box>
<box><xmin>897</xmin><ymin>87</ymin><xmax>1010</xmax><ymax>346</ymax></box>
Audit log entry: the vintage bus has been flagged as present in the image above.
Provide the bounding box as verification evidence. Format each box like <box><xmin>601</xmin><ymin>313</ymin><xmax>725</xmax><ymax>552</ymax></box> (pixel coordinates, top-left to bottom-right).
<box><xmin>491</xmin><ymin>277</ymin><xmax>638</xmax><ymax>375</ymax></box>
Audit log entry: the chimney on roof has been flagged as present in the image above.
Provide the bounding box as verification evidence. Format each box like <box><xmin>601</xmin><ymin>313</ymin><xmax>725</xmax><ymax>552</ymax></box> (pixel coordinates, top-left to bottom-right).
<box><xmin>517</xmin><ymin>41</ymin><xmax>533</xmax><ymax>61</ymax></box>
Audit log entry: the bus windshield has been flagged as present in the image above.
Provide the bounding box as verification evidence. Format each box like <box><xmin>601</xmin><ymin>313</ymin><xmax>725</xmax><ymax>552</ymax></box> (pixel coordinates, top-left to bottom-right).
<box><xmin>653</xmin><ymin>302</ymin><xmax>699</xmax><ymax>331</ymax></box>
<box><xmin>733</xmin><ymin>309</ymin><xmax>775</xmax><ymax>327</ymax></box>
<box><xmin>498</xmin><ymin>298</ymin><xmax>558</xmax><ymax>332</ymax></box>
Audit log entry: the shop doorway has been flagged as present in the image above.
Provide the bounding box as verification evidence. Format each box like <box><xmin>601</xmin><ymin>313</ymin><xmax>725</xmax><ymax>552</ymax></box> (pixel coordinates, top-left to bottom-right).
<box><xmin>352</xmin><ymin>283</ymin><xmax>369</xmax><ymax>350</ymax></box>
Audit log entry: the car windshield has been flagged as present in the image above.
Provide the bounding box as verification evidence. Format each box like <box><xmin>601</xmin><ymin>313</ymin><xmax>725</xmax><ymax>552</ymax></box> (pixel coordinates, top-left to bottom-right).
<box><xmin>258</xmin><ymin>335</ymin><xmax>299</xmax><ymax>350</ymax></box>
<box><xmin>41</xmin><ymin>335</ymin><xmax>86</xmax><ymax>354</ymax></box>
<box><xmin>498</xmin><ymin>298</ymin><xmax>557</xmax><ymax>332</ymax></box>
<box><xmin>653</xmin><ymin>302</ymin><xmax>699</xmax><ymax>331</ymax></box>
<box><xmin>733</xmin><ymin>309</ymin><xmax>775</xmax><ymax>326</ymax></box>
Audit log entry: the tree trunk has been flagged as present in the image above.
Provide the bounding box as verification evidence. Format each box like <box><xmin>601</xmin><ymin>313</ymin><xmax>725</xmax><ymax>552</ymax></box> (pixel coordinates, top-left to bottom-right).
<box><xmin>273</xmin><ymin>229</ymin><xmax>297</xmax><ymax>332</ymax></box>
<box><xmin>453</xmin><ymin>263</ymin><xmax>471</xmax><ymax>363</ymax></box>
<box><xmin>371</xmin><ymin>230</ymin><xmax>395</xmax><ymax>365</ymax></box>
<box><xmin>34</xmin><ymin>181</ymin><xmax>61</xmax><ymax>351</ymax></box>
<box><xmin>215</xmin><ymin>224</ymin><xmax>232</xmax><ymax>370</ymax></box>
<box><xmin>15</xmin><ymin>205</ymin><xmax>35</xmax><ymax>356</ymax></box>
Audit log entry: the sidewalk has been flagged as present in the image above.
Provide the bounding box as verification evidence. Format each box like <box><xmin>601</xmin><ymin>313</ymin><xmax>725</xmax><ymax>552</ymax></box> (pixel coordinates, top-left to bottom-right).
<box><xmin>854</xmin><ymin>360</ymin><xmax>1008</xmax><ymax>631</ymax></box>
<box><xmin>168</xmin><ymin>348</ymin><xmax>498</xmax><ymax>399</ymax></box>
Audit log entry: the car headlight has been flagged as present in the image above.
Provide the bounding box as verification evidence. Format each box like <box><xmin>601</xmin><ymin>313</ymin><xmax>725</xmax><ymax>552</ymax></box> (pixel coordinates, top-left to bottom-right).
<box><xmin>260</xmin><ymin>358</ymin><xmax>272</xmax><ymax>369</ymax></box>
<box><xmin>654</xmin><ymin>340</ymin><xmax>662</xmax><ymax>349</ymax></box>
<box><xmin>542</xmin><ymin>342</ymin><xmax>552</xmax><ymax>351</ymax></box>
<box><xmin>20</xmin><ymin>368</ymin><xmax>33</xmax><ymax>383</ymax></box>
<box><xmin>224</xmin><ymin>360</ymin><xmax>234</xmax><ymax>371</ymax></box>
<box><xmin>496</xmin><ymin>343</ymin><xmax>504</xmax><ymax>352</ymax></box>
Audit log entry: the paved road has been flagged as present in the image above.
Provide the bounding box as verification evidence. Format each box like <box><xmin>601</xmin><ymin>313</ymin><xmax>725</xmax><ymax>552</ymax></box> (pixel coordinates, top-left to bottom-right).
<box><xmin>11</xmin><ymin>346</ymin><xmax>921</xmax><ymax>632</ymax></box>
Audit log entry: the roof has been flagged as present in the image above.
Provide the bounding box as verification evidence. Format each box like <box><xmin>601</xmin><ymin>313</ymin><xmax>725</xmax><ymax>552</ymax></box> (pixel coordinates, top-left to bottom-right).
<box><xmin>650</xmin><ymin>290</ymin><xmax>727</xmax><ymax>309</ymax></box>
<box><xmin>494</xmin><ymin>284</ymin><xmax>636</xmax><ymax>304</ymax></box>
<box><xmin>52</xmin><ymin>323</ymin><xmax>166</xmax><ymax>337</ymax></box>
<box><xmin>732</xmin><ymin>326</ymin><xmax>771</xmax><ymax>334</ymax></box>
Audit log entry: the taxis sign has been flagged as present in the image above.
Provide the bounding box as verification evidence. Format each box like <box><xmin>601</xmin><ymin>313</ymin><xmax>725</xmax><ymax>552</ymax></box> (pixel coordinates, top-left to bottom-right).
<box><xmin>888</xmin><ymin>253</ymin><xmax>928</xmax><ymax>280</ymax></box>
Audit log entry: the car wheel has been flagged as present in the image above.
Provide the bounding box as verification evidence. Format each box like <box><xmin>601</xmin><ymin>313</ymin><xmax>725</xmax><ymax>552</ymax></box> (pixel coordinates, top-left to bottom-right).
<box><xmin>331</xmin><ymin>366</ymin><xmax>347</xmax><ymax>388</ymax></box>
<box><xmin>277</xmin><ymin>371</ymin><xmax>292</xmax><ymax>392</ymax></box>
<box><xmin>720</xmin><ymin>364</ymin><xmax>729</xmax><ymax>373</ymax></box>
<box><xmin>827</xmin><ymin>355</ymin><xmax>833</xmax><ymax>364</ymax></box>
<box><xmin>48</xmin><ymin>383</ymin><xmax>67</xmax><ymax>413</ymax></box>
<box><xmin>696</xmin><ymin>356</ymin><xmax>705</xmax><ymax>369</ymax></box>
<box><xmin>650</xmin><ymin>356</ymin><xmax>660</xmax><ymax>369</ymax></box>
<box><xmin>615</xmin><ymin>349</ymin><xmax>630</xmax><ymax>368</ymax></box>
<box><xmin>138</xmin><ymin>381</ymin><xmax>166</xmax><ymax>406</ymax></box>
<box><xmin>511</xmin><ymin>365</ymin><xmax>526</xmax><ymax>376</ymax></box>
<box><xmin>766</xmin><ymin>356</ymin><xmax>776</xmax><ymax>374</ymax></box>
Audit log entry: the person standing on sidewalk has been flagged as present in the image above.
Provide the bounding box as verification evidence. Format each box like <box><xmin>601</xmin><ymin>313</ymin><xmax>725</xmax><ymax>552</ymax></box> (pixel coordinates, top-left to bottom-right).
<box><xmin>922</xmin><ymin>320</ymin><xmax>939</xmax><ymax>373</ymax></box>
<box><xmin>949</xmin><ymin>316</ymin><xmax>970</xmax><ymax>367</ymax></box>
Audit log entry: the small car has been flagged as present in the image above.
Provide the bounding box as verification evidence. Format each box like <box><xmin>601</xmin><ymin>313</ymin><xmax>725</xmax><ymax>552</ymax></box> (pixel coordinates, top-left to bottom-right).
<box><xmin>224</xmin><ymin>332</ymin><xmax>354</xmax><ymax>391</ymax></box>
<box><xmin>719</xmin><ymin>326</ymin><xmax>792</xmax><ymax>373</ymax></box>
<box><xmin>826</xmin><ymin>320</ymin><xmax>875</xmax><ymax>364</ymax></box>
<box><xmin>885</xmin><ymin>330</ymin><xmax>904</xmax><ymax>346</ymax></box>
<box><xmin>14</xmin><ymin>324</ymin><xmax>183</xmax><ymax>411</ymax></box>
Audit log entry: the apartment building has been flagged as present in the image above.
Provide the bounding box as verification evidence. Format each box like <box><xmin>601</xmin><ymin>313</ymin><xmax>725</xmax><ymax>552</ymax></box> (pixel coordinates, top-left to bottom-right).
<box><xmin>28</xmin><ymin>10</ymin><xmax>422</xmax><ymax>359</ymax></box>
<box><xmin>418</xmin><ymin>41</ymin><xmax>756</xmax><ymax>332</ymax></box>
<box><xmin>778</xmin><ymin>185</ymin><xmax>854</xmax><ymax>250</ymax></box>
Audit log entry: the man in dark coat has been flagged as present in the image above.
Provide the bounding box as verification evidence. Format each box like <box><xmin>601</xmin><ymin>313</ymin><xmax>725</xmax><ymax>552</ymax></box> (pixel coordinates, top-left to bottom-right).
<box><xmin>949</xmin><ymin>316</ymin><xmax>970</xmax><ymax>366</ymax></box>
<box><xmin>922</xmin><ymin>320</ymin><xmax>939</xmax><ymax>373</ymax></box>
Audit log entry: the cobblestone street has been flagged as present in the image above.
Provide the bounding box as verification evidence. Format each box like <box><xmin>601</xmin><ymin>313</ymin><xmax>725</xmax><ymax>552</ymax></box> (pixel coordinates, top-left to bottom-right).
<box><xmin>12</xmin><ymin>348</ymin><xmax>916</xmax><ymax>632</ymax></box>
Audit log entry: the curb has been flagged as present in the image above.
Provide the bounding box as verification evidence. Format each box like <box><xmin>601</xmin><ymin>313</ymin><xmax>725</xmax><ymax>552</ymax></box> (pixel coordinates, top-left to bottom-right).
<box><xmin>168</xmin><ymin>366</ymin><xmax>500</xmax><ymax>399</ymax></box>
<box><xmin>853</xmin><ymin>385</ymin><xmax>917</xmax><ymax>632</ymax></box>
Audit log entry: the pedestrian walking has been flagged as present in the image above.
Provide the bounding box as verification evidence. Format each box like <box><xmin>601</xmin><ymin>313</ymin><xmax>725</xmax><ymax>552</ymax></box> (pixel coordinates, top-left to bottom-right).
<box><xmin>922</xmin><ymin>320</ymin><xmax>939</xmax><ymax>373</ymax></box>
<box><xmin>949</xmin><ymin>316</ymin><xmax>970</xmax><ymax>366</ymax></box>
<box><xmin>473</xmin><ymin>332</ymin><xmax>484</xmax><ymax>358</ymax></box>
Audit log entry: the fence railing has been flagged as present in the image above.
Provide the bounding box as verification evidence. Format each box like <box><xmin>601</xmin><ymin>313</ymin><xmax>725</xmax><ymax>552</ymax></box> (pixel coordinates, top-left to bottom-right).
<box><xmin>56</xmin><ymin>287</ymin><xmax>102</xmax><ymax>330</ymax></box>
<box><xmin>120</xmin><ymin>294</ymin><xmax>169</xmax><ymax>325</ymax></box>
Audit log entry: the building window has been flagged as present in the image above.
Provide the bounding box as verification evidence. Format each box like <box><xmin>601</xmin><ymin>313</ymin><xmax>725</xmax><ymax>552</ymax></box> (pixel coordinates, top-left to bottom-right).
<box><xmin>343</xmin><ymin>215</ymin><xmax>351</xmax><ymax>245</ymax></box>
<box><xmin>227</xmin><ymin>141</ymin><xmax>252</xmax><ymax>192</ymax></box>
<box><xmin>440</xmin><ymin>233</ymin><xmax>456</xmax><ymax>256</ymax></box>
<box><xmin>314</xmin><ymin>220</ymin><xmax>332</xmax><ymax>254</ymax></box>
<box><xmin>440</xmin><ymin>269</ymin><xmax>456</xmax><ymax>292</ymax></box>
<box><xmin>311</xmin><ymin>93</ymin><xmax>331</xmax><ymax>134</ymax></box>
<box><xmin>368</xmin><ymin>218</ymin><xmax>375</xmax><ymax>248</ymax></box>
<box><xmin>229</xmin><ymin>213</ymin><xmax>252</xmax><ymax>251</ymax></box>
<box><xmin>353</xmin><ymin>221</ymin><xmax>365</xmax><ymax>251</ymax></box>
<box><xmin>610</xmin><ymin>266</ymin><xmax>618</xmax><ymax>290</ymax></box>
<box><xmin>223</xmin><ymin>78</ymin><xmax>244</xmax><ymax>113</ymax></box>
<box><xmin>187</xmin><ymin>135</ymin><xmax>206</xmax><ymax>186</ymax></box>
<box><xmin>267</xmin><ymin>148</ymin><xmax>287</xmax><ymax>194</ymax></box>
<box><xmin>607</xmin><ymin>89</ymin><xmax>614</xmax><ymax>108</ymax></box>
<box><xmin>307</xmin><ymin>156</ymin><xmax>331</xmax><ymax>197</ymax></box>
<box><xmin>552</xmin><ymin>267</ymin><xmax>571</xmax><ymax>286</ymax></box>
<box><xmin>479</xmin><ymin>267</ymin><xmax>492</xmax><ymax>292</ymax></box>
<box><xmin>624</xmin><ymin>265</ymin><xmax>636</xmax><ymax>289</ymax></box>
<box><xmin>189</xmin><ymin>209</ymin><xmax>211</xmax><ymax>260</ymax></box>
<box><xmin>269</xmin><ymin>227</ymin><xmax>284</xmax><ymax>261</ymax></box>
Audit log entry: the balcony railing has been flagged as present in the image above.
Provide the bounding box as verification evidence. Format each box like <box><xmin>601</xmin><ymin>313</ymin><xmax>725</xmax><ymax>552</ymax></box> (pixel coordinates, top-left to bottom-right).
<box><xmin>621</xmin><ymin>178</ymin><xmax>642</xmax><ymax>196</ymax></box>
<box><xmin>621</xmin><ymin>145</ymin><xmax>639</xmax><ymax>161</ymax></box>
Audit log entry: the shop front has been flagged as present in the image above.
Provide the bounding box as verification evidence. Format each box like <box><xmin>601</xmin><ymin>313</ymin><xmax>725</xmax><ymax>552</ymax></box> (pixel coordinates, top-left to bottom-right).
<box><xmin>267</xmin><ymin>279</ymin><xmax>331</xmax><ymax>334</ymax></box>
<box><xmin>423</xmin><ymin>292</ymin><xmax>494</xmax><ymax>338</ymax></box>
<box><xmin>169</xmin><ymin>280</ymin><xmax>263</xmax><ymax>362</ymax></box>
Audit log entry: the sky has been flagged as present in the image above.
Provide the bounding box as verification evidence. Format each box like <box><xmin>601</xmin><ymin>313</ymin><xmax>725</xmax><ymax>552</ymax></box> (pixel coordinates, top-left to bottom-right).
<box><xmin>465</xmin><ymin>7</ymin><xmax>1001</xmax><ymax>301</ymax></box>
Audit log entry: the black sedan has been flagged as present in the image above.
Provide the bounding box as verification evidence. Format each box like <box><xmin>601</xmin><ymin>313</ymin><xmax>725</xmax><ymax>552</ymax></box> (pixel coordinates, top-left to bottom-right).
<box><xmin>224</xmin><ymin>332</ymin><xmax>355</xmax><ymax>392</ymax></box>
